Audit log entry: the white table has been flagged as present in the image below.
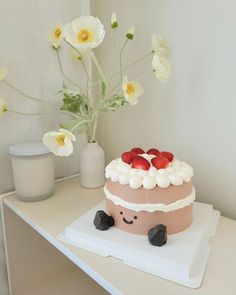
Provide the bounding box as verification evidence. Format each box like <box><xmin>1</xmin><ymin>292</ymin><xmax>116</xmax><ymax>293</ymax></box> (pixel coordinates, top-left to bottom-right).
<box><xmin>1</xmin><ymin>176</ymin><xmax>236</xmax><ymax>295</ymax></box>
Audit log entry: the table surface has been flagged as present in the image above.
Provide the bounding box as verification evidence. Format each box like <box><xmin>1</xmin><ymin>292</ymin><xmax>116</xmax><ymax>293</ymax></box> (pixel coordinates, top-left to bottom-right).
<box><xmin>2</xmin><ymin>176</ymin><xmax>236</xmax><ymax>295</ymax></box>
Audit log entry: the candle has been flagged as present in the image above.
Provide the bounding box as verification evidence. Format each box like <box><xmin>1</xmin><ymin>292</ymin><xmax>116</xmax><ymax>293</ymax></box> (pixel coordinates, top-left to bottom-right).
<box><xmin>9</xmin><ymin>142</ymin><xmax>55</xmax><ymax>201</ymax></box>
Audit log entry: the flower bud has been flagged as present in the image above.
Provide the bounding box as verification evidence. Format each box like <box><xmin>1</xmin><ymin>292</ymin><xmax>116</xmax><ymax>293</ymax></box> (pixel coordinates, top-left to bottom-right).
<box><xmin>111</xmin><ymin>13</ymin><xmax>118</xmax><ymax>29</ymax></box>
<box><xmin>126</xmin><ymin>27</ymin><xmax>135</xmax><ymax>40</ymax></box>
<box><xmin>0</xmin><ymin>97</ymin><xmax>8</xmax><ymax>117</ymax></box>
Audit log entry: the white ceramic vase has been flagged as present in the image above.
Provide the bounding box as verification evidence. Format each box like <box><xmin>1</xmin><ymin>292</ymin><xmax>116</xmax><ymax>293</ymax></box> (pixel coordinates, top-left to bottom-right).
<box><xmin>79</xmin><ymin>142</ymin><xmax>105</xmax><ymax>188</ymax></box>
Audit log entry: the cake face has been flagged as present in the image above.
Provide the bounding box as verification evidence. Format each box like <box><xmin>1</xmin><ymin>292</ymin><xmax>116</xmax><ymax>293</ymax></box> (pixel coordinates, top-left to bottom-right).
<box><xmin>104</xmin><ymin>148</ymin><xmax>195</xmax><ymax>235</ymax></box>
<box><xmin>106</xmin><ymin>198</ymin><xmax>193</xmax><ymax>235</ymax></box>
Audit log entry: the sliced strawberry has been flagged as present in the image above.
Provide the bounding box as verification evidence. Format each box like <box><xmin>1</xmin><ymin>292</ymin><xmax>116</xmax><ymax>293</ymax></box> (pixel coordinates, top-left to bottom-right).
<box><xmin>122</xmin><ymin>151</ymin><xmax>138</xmax><ymax>164</ymax></box>
<box><xmin>131</xmin><ymin>156</ymin><xmax>150</xmax><ymax>170</ymax></box>
<box><xmin>147</xmin><ymin>148</ymin><xmax>160</xmax><ymax>156</ymax></box>
<box><xmin>131</xmin><ymin>147</ymin><xmax>145</xmax><ymax>154</ymax></box>
<box><xmin>158</xmin><ymin>151</ymin><xmax>174</xmax><ymax>162</ymax></box>
<box><xmin>151</xmin><ymin>156</ymin><xmax>169</xmax><ymax>169</ymax></box>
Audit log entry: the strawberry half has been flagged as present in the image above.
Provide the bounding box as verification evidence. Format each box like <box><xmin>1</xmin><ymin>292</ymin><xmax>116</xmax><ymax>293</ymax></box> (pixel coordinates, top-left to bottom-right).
<box><xmin>151</xmin><ymin>156</ymin><xmax>169</xmax><ymax>169</ymax></box>
<box><xmin>131</xmin><ymin>156</ymin><xmax>150</xmax><ymax>170</ymax></box>
<box><xmin>158</xmin><ymin>151</ymin><xmax>174</xmax><ymax>162</ymax></box>
<box><xmin>147</xmin><ymin>148</ymin><xmax>160</xmax><ymax>156</ymax></box>
<box><xmin>122</xmin><ymin>151</ymin><xmax>138</xmax><ymax>164</ymax></box>
<box><xmin>131</xmin><ymin>147</ymin><xmax>145</xmax><ymax>154</ymax></box>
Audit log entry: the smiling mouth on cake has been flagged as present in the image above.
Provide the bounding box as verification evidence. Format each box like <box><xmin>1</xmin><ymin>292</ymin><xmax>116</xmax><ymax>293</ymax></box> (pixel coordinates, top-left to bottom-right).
<box><xmin>122</xmin><ymin>217</ymin><xmax>133</xmax><ymax>224</ymax></box>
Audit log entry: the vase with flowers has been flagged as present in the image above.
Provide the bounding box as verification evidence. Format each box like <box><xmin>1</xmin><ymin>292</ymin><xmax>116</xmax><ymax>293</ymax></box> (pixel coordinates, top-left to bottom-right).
<box><xmin>0</xmin><ymin>13</ymin><xmax>171</xmax><ymax>188</ymax></box>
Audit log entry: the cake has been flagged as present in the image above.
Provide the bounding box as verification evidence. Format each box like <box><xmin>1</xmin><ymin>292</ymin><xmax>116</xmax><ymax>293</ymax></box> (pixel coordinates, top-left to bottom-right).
<box><xmin>93</xmin><ymin>147</ymin><xmax>195</xmax><ymax>246</ymax></box>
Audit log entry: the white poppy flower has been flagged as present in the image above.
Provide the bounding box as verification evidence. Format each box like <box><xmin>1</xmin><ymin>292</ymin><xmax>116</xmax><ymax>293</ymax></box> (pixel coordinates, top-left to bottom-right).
<box><xmin>63</xmin><ymin>16</ymin><xmax>105</xmax><ymax>52</ymax></box>
<box><xmin>42</xmin><ymin>128</ymin><xmax>76</xmax><ymax>157</ymax></box>
<box><xmin>152</xmin><ymin>54</ymin><xmax>171</xmax><ymax>83</ymax></box>
<box><xmin>48</xmin><ymin>22</ymin><xmax>63</xmax><ymax>50</ymax></box>
<box><xmin>0</xmin><ymin>67</ymin><xmax>8</xmax><ymax>80</ymax></box>
<box><xmin>152</xmin><ymin>34</ymin><xmax>167</xmax><ymax>57</ymax></box>
<box><xmin>111</xmin><ymin>13</ymin><xmax>118</xmax><ymax>29</ymax></box>
<box><xmin>0</xmin><ymin>97</ymin><xmax>8</xmax><ymax>117</ymax></box>
<box><xmin>126</xmin><ymin>27</ymin><xmax>135</xmax><ymax>40</ymax></box>
<box><xmin>122</xmin><ymin>76</ymin><xmax>144</xmax><ymax>105</ymax></box>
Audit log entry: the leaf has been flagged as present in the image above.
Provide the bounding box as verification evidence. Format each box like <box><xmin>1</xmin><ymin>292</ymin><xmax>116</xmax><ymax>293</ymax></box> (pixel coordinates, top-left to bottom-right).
<box><xmin>60</xmin><ymin>87</ymin><xmax>88</xmax><ymax>114</ymax></box>
<box><xmin>61</xmin><ymin>101</ymin><xmax>80</xmax><ymax>113</ymax></box>
<box><xmin>79</xmin><ymin>101</ymin><xmax>89</xmax><ymax>116</ymax></box>
<box><xmin>101</xmin><ymin>80</ymin><xmax>107</xmax><ymax>96</ymax></box>
<box><xmin>99</xmin><ymin>95</ymin><xmax>127</xmax><ymax>112</ymax></box>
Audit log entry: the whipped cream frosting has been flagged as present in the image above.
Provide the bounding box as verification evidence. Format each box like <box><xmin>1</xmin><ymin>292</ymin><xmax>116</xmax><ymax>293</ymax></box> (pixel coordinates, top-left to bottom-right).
<box><xmin>105</xmin><ymin>154</ymin><xmax>193</xmax><ymax>189</ymax></box>
<box><xmin>104</xmin><ymin>185</ymin><xmax>195</xmax><ymax>212</ymax></box>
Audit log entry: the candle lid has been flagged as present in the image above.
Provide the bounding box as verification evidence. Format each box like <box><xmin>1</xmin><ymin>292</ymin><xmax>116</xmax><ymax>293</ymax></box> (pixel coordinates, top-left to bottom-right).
<box><xmin>9</xmin><ymin>142</ymin><xmax>51</xmax><ymax>156</ymax></box>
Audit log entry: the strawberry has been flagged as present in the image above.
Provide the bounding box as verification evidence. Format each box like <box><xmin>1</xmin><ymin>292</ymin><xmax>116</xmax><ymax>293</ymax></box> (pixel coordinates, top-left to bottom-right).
<box><xmin>131</xmin><ymin>156</ymin><xmax>150</xmax><ymax>170</ymax></box>
<box><xmin>158</xmin><ymin>151</ymin><xmax>174</xmax><ymax>162</ymax></box>
<box><xmin>122</xmin><ymin>151</ymin><xmax>138</xmax><ymax>164</ymax></box>
<box><xmin>131</xmin><ymin>147</ymin><xmax>145</xmax><ymax>154</ymax></box>
<box><xmin>151</xmin><ymin>156</ymin><xmax>169</xmax><ymax>169</ymax></box>
<box><xmin>147</xmin><ymin>148</ymin><xmax>160</xmax><ymax>156</ymax></box>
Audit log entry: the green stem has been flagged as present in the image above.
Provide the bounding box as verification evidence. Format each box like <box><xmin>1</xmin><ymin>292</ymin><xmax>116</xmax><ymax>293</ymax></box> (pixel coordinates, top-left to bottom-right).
<box><xmin>56</xmin><ymin>50</ymin><xmax>82</xmax><ymax>92</ymax></box>
<box><xmin>121</xmin><ymin>51</ymin><xmax>152</xmax><ymax>73</ymax></box>
<box><xmin>70</xmin><ymin>119</ymin><xmax>89</xmax><ymax>133</ymax></box>
<box><xmin>3</xmin><ymin>80</ymin><xmax>52</xmax><ymax>105</ymax></box>
<box><xmin>87</xmin><ymin>111</ymin><xmax>99</xmax><ymax>143</ymax></box>
<box><xmin>107</xmin><ymin>29</ymin><xmax>117</xmax><ymax>93</ymax></box>
<box><xmin>88</xmin><ymin>114</ymin><xmax>94</xmax><ymax>143</ymax></box>
<box><xmin>63</xmin><ymin>39</ymin><xmax>92</xmax><ymax>123</ymax></box>
<box><xmin>90</xmin><ymin>50</ymin><xmax>107</xmax><ymax>87</ymax></box>
<box><xmin>103</xmin><ymin>39</ymin><xmax>129</xmax><ymax>101</ymax></box>
<box><xmin>88</xmin><ymin>51</ymin><xmax>152</xmax><ymax>91</ymax></box>
<box><xmin>134</xmin><ymin>70</ymin><xmax>153</xmax><ymax>82</ymax></box>
<box><xmin>91</xmin><ymin>113</ymin><xmax>99</xmax><ymax>142</ymax></box>
<box><xmin>111</xmin><ymin>52</ymin><xmax>152</xmax><ymax>94</ymax></box>
<box><xmin>107</xmin><ymin>81</ymin><xmax>121</xmax><ymax>99</ymax></box>
<box><xmin>64</xmin><ymin>39</ymin><xmax>91</xmax><ymax>83</ymax></box>
<box><xmin>87</xmin><ymin>79</ymin><xmax>100</xmax><ymax>90</ymax></box>
<box><xmin>60</xmin><ymin>110</ymin><xmax>81</xmax><ymax>119</ymax></box>
<box><xmin>119</xmin><ymin>39</ymin><xmax>129</xmax><ymax>82</ymax></box>
<box><xmin>9</xmin><ymin>109</ymin><xmax>79</xmax><ymax>119</ymax></box>
<box><xmin>9</xmin><ymin>110</ymin><xmax>44</xmax><ymax>116</ymax></box>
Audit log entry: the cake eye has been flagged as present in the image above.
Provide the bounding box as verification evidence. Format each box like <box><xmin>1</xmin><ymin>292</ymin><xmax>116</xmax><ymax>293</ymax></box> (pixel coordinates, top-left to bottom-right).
<box><xmin>120</xmin><ymin>211</ymin><xmax>123</xmax><ymax>215</ymax></box>
<box><xmin>134</xmin><ymin>216</ymin><xmax>137</xmax><ymax>219</ymax></box>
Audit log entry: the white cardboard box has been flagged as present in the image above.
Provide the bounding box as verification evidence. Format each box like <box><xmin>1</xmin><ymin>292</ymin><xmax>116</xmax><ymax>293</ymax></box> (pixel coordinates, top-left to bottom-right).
<box><xmin>58</xmin><ymin>201</ymin><xmax>220</xmax><ymax>288</ymax></box>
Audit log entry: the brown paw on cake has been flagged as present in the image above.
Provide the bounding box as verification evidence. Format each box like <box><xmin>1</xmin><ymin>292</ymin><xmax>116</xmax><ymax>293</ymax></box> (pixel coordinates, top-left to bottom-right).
<box><xmin>93</xmin><ymin>147</ymin><xmax>195</xmax><ymax>246</ymax></box>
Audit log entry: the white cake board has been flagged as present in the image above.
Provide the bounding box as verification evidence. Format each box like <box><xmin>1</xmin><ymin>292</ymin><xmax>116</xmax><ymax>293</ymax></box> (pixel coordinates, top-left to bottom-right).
<box><xmin>57</xmin><ymin>202</ymin><xmax>220</xmax><ymax>288</ymax></box>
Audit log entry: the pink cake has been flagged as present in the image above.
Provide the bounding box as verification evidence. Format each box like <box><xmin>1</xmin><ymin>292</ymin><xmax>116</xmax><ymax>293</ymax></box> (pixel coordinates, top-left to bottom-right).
<box><xmin>94</xmin><ymin>147</ymin><xmax>194</xmax><ymax>246</ymax></box>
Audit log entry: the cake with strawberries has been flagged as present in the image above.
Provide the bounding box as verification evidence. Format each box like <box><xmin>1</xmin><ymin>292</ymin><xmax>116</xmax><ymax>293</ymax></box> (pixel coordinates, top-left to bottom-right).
<box><xmin>93</xmin><ymin>147</ymin><xmax>194</xmax><ymax>246</ymax></box>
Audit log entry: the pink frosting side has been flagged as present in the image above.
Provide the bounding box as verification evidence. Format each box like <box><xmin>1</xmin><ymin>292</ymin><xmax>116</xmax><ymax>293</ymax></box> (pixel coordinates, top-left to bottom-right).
<box><xmin>106</xmin><ymin>199</ymin><xmax>193</xmax><ymax>235</ymax></box>
<box><xmin>106</xmin><ymin>180</ymin><xmax>193</xmax><ymax>205</ymax></box>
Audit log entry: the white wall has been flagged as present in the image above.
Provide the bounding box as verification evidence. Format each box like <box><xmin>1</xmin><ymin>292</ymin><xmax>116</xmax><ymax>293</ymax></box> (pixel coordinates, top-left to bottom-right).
<box><xmin>91</xmin><ymin>0</ymin><xmax>236</xmax><ymax>219</ymax></box>
<box><xmin>0</xmin><ymin>0</ymin><xmax>91</xmax><ymax>195</ymax></box>
<box><xmin>0</xmin><ymin>1</ymin><xmax>89</xmax><ymax>294</ymax></box>
<box><xmin>0</xmin><ymin>0</ymin><xmax>236</xmax><ymax>292</ymax></box>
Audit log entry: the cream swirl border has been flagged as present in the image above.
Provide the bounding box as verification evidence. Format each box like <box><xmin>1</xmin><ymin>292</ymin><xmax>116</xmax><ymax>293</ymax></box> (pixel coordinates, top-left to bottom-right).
<box><xmin>104</xmin><ymin>185</ymin><xmax>195</xmax><ymax>213</ymax></box>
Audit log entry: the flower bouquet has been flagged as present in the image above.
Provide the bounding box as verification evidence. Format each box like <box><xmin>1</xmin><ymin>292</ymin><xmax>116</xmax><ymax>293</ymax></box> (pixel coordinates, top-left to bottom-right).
<box><xmin>0</xmin><ymin>14</ymin><xmax>171</xmax><ymax>187</ymax></box>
